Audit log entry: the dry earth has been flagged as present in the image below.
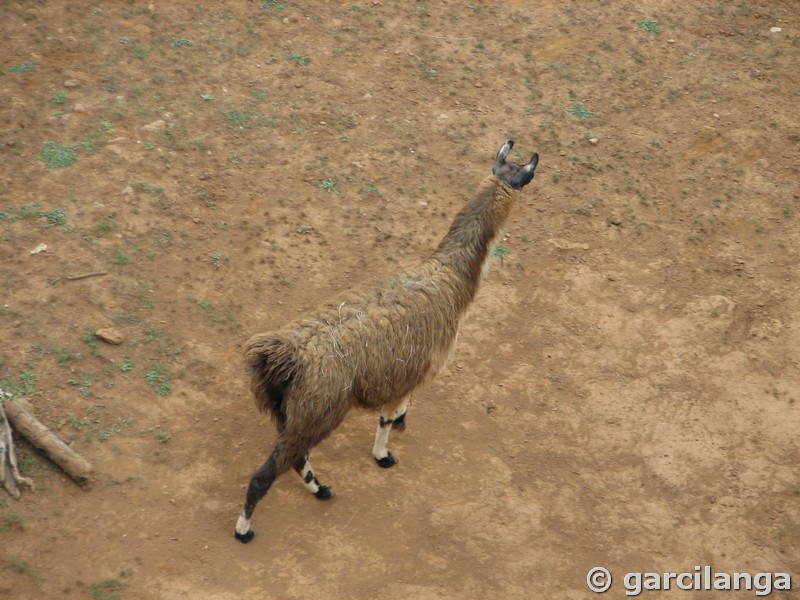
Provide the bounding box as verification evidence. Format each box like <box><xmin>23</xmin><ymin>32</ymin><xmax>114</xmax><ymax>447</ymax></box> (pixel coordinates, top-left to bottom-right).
<box><xmin>1</xmin><ymin>1</ymin><xmax>798</xmax><ymax>599</ymax></box>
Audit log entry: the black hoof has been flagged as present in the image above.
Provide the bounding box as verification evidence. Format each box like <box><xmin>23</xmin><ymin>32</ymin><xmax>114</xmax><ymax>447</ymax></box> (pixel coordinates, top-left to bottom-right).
<box><xmin>376</xmin><ymin>452</ymin><xmax>399</xmax><ymax>468</ymax></box>
<box><xmin>392</xmin><ymin>413</ymin><xmax>406</xmax><ymax>431</ymax></box>
<box><xmin>315</xmin><ymin>485</ymin><xmax>335</xmax><ymax>500</ymax></box>
<box><xmin>235</xmin><ymin>530</ymin><xmax>255</xmax><ymax>544</ymax></box>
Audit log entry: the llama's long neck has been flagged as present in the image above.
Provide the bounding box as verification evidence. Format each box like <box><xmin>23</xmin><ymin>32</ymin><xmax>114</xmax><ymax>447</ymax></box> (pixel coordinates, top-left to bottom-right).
<box><xmin>428</xmin><ymin>177</ymin><xmax>512</xmax><ymax>308</ymax></box>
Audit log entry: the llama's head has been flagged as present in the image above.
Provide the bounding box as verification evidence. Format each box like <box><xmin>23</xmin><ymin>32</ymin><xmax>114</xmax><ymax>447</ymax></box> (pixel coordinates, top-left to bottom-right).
<box><xmin>492</xmin><ymin>140</ymin><xmax>539</xmax><ymax>189</ymax></box>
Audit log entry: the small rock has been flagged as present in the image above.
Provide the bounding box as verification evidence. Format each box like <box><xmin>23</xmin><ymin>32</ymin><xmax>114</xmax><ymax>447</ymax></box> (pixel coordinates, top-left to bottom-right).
<box><xmin>588</xmin><ymin>137</ymin><xmax>599</xmax><ymax>145</ymax></box>
<box><xmin>64</xmin><ymin>79</ymin><xmax>80</xmax><ymax>88</ymax></box>
<box><xmin>122</xmin><ymin>185</ymin><xmax>134</xmax><ymax>195</ymax></box>
<box><xmin>141</xmin><ymin>119</ymin><xmax>166</xmax><ymax>133</ymax></box>
<box><xmin>29</xmin><ymin>243</ymin><xmax>47</xmax><ymax>255</ymax></box>
<box><xmin>474</xmin><ymin>82</ymin><xmax>483</xmax><ymax>88</ymax></box>
<box><xmin>95</xmin><ymin>327</ymin><xmax>124</xmax><ymax>345</ymax></box>
<box><xmin>770</xmin><ymin>27</ymin><xmax>782</xmax><ymax>33</ymax></box>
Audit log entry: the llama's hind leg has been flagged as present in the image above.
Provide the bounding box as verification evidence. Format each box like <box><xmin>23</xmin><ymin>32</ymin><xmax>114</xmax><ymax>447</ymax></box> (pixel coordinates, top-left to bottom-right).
<box><xmin>234</xmin><ymin>441</ymin><xmax>303</xmax><ymax>544</ymax></box>
<box><xmin>293</xmin><ymin>454</ymin><xmax>335</xmax><ymax>500</ymax></box>
<box><xmin>372</xmin><ymin>395</ymin><xmax>409</xmax><ymax>468</ymax></box>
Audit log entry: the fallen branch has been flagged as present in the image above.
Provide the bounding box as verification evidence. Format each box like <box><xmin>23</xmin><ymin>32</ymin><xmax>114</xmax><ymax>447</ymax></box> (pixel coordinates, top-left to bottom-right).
<box><xmin>0</xmin><ymin>394</ymin><xmax>34</xmax><ymax>499</ymax></box>
<box><xmin>65</xmin><ymin>270</ymin><xmax>108</xmax><ymax>281</ymax></box>
<box><xmin>2</xmin><ymin>397</ymin><xmax>94</xmax><ymax>489</ymax></box>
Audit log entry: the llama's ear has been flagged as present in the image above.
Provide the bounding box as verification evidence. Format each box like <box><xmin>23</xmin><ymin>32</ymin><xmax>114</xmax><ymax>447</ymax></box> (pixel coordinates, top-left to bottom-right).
<box><xmin>494</xmin><ymin>139</ymin><xmax>514</xmax><ymax>168</ymax></box>
<box><xmin>509</xmin><ymin>153</ymin><xmax>539</xmax><ymax>189</ymax></box>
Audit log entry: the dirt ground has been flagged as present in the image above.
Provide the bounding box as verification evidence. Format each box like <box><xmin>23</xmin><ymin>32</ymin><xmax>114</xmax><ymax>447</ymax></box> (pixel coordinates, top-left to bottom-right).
<box><xmin>1</xmin><ymin>1</ymin><xmax>798</xmax><ymax>598</ymax></box>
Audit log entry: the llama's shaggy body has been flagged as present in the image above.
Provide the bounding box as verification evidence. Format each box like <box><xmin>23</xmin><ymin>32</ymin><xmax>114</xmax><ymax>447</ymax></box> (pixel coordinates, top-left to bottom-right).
<box><xmin>235</xmin><ymin>140</ymin><xmax>538</xmax><ymax>543</ymax></box>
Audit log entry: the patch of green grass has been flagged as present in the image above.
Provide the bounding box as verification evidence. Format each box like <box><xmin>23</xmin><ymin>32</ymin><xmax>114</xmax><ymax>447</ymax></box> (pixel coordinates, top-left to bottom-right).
<box><xmin>211</xmin><ymin>253</ymin><xmax>222</xmax><ymax>269</ymax></box>
<box><xmin>2</xmin><ymin>558</ymin><xmax>33</xmax><ymax>575</ymax></box>
<box><xmin>566</xmin><ymin>103</ymin><xmax>593</xmax><ymax>118</ymax></box>
<box><xmin>263</xmin><ymin>0</ymin><xmax>287</xmax><ymax>13</ymax></box>
<box><xmin>118</xmin><ymin>359</ymin><xmax>135</xmax><ymax>372</ymax></box>
<box><xmin>83</xmin><ymin>329</ymin><xmax>98</xmax><ymax>350</ymax></box>
<box><xmin>130</xmin><ymin>43</ymin><xmax>149</xmax><ymax>59</ymax></box>
<box><xmin>168</xmin><ymin>38</ymin><xmax>193</xmax><ymax>48</ymax></box>
<box><xmin>145</xmin><ymin>364</ymin><xmax>171</xmax><ymax>396</ymax></box>
<box><xmin>42</xmin><ymin>209</ymin><xmax>67</xmax><ymax>228</ymax></box>
<box><xmin>156</xmin><ymin>431</ymin><xmax>170</xmax><ymax>444</ymax></box>
<box><xmin>8</xmin><ymin>61</ymin><xmax>33</xmax><ymax>73</ymax></box>
<box><xmin>94</xmin><ymin>214</ymin><xmax>117</xmax><ymax>233</ymax></box>
<box><xmin>53</xmin><ymin>347</ymin><xmax>81</xmax><ymax>365</ymax></box>
<box><xmin>297</xmin><ymin>224</ymin><xmax>312</xmax><ymax>234</ymax></box>
<box><xmin>250</xmin><ymin>89</ymin><xmax>269</xmax><ymax>101</ymax></box>
<box><xmin>112</xmin><ymin>249</ymin><xmax>131</xmax><ymax>265</ymax></box>
<box><xmin>89</xmin><ymin>578</ymin><xmax>125</xmax><ymax>600</ymax></box>
<box><xmin>638</xmin><ymin>19</ymin><xmax>660</xmax><ymax>34</ymax></box>
<box><xmin>221</xmin><ymin>109</ymin><xmax>252</xmax><ymax>128</ymax></box>
<box><xmin>40</xmin><ymin>142</ymin><xmax>77</xmax><ymax>169</ymax></box>
<box><xmin>1</xmin><ymin>512</ymin><xmax>26</xmax><ymax>531</ymax></box>
<box><xmin>286</xmin><ymin>51</ymin><xmax>310</xmax><ymax>66</ymax></box>
<box><xmin>0</xmin><ymin>370</ymin><xmax>38</xmax><ymax>398</ymax></box>
<box><xmin>52</xmin><ymin>90</ymin><xmax>67</xmax><ymax>104</ymax></box>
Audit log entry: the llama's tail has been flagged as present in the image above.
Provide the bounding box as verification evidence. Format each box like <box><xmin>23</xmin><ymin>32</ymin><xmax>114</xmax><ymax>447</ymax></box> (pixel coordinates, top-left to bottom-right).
<box><xmin>243</xmin><ymin>333</ymin><xmax>300</xmax><ymax>420</ymax></box>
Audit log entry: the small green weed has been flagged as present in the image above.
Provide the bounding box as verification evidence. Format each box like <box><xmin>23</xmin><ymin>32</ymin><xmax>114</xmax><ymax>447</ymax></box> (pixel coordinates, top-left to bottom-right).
<box><xmin>53</xmin><ymin>347</ymin><xmax>81</xmax><ymax>365</ymax></box>
<box><xmin>364</xmin><ymin>183</ymin><xmax>382</xmax><ymax>197</ymax></box>
<box><xmin>297</xmin><ymin>224</ymin><xmax>312</xmax><ymax>234</ymax></box>
<box><xmin>145</xmin><ymin>364</ymin><xmax>171</xmax><ymax>396</ymax></box>
<box><xmin>286</xmin><ymin>51</ymin><xmax>310</xmax><ymax>66</ymax></box>
<box><xmin>112</xmin><ymin>249</ymin><xmax>131</xmax><ymax>265</ymax></box>
<box><xmin>638</xmin><ymin>19</ymin><xmax>660</xmax><ymax>34</ymax></box>
<box><xmin>2</xmin><ymin>558</ymin><xmax>33</xmax><ymax>575</ymax></box>
<box><xmin>168</xmin><ymin>38</ymin><xmax>193</xmax><ymax>48</ymax></box>
<box><xmin>566</xmin><ymin>103</ymin><xmax>593</xmax><ymax>118</ymax></box>
<box><xmin>42</xmin><ymin>209</ymin><xmax>67</xmax><ymax>228</ymax></box>
<box><xmin>118</xmin><ymin>359</ymin><xmax>135</xmax><ymax>372</ymax></box>
<box><xmin>131</xmin><ymin>43</ymin><xmax>149</xmax><ymax>59</ymax></box>
<box><xmin>263</xmin><ymin>0</ymin><xmax>287</xmax><ymax>13</ymax></box>
<box><xmin>156</xmin><ymin>431</ymin><xmax>171</xmax><ymax>444</ymax></box>
<box><xmin>40</xmin><ymin>142</ymin><xmax>77</xmax><ymax>169</ymax></box>
<box><xmin>221</xmin><ymin>109</ymin><xmax>251</xmax><ymax>128</ymax></box>
<box><xmin>492</xmin><ymin>244</ymin><xmax>511</xmax><ymax>267</ymax></box>
<box><xmin>52</xmin><ymin>90</ymin><xmax>67</xmax><ymax>104</ymax></box>
<box><xmin>83</xmin><ymin>329</ymin><xmax>98</xmax><ymax>350</ymax></box>
<box><xmin>8</xmin><ymin>61</ymin><xmax>33</xmax><ymax>73</ymax></box>
<box><xmin>94</xmin><ymin>215</ymin><xmax>117</xmax><ymax>233</ymax></box>
<box><xmin>318</xmin><ymin>178</ymin><xmax>338</xmax><ymax>193</ymax></box>
<box><xmin>211</xmin><ymin>253</ymin><xmax>222</xmax><ymax>268</ymax></box>
<box><xmin>89</xmin><ymin>578</ymin><xmax>125</xmax><ymax>600</ymax></box>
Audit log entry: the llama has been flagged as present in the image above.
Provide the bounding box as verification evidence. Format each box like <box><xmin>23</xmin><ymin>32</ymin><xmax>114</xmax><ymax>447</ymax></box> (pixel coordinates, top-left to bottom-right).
<box><xmin>235</xmin><ymin>140</ymin><xmax>539</xmax><ymax>543</ymax></box>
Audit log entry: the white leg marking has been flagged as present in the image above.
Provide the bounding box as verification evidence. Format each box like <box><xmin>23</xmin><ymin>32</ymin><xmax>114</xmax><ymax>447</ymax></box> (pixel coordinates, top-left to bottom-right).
<box><xmin>299</xmin><ymin>458</ymin><xmax>321</xmax><ymax>494</ymax></box>
<box><xmin>372</xmin><ymin>396</ymin><xmax>409</xmax><ymax>460</ymax></box>
<box><xmin>235</xmin><ymin>511</ymin><xmax>251</xmax><ymax>536</ymax></box>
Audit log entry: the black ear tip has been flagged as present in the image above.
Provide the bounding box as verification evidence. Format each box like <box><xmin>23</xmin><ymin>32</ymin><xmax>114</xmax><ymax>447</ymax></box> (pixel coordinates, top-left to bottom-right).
<box><xmin>507</xmin><ymin>139</ymin><xmax>515</xmax><ymax>147</ymax></box>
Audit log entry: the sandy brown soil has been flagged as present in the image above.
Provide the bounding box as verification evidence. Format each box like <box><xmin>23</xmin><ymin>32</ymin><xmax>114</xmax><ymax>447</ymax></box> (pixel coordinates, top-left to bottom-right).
<box><xmin>1</xmin><ymin>1</ymin><xmax>799</xmax><ymax>598</ymax></box>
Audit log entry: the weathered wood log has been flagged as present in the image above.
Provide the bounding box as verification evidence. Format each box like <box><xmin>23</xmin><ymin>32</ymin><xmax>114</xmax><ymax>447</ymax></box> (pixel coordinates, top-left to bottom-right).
<box><xmin>0</xmin><ymin>397</ymin><xmax>34</xmax><ymax>499</ymax></box>
<box><xmin>2</xmin><ymin>398</ymin><xmax>94</xmax><ymax>487</ymax></box>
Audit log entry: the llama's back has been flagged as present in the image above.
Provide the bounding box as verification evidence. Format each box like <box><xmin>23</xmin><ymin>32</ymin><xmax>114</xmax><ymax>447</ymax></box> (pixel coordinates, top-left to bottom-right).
<box><xmin>252</xmin><ymin>261</ymin><xmax>471</xmax><ymax>413</ymax></box>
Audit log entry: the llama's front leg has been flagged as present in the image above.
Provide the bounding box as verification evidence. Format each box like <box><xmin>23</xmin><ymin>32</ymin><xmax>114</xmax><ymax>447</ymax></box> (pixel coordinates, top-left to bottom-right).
<box><xmin>372</xmin><ymin>395</ymin><xmax>409</xmax><ymax>468</ymax></box>
<box><xmin>293</xmin><ymin>454</ymin><xmax>335</xmax><ymax>500</ymax></box>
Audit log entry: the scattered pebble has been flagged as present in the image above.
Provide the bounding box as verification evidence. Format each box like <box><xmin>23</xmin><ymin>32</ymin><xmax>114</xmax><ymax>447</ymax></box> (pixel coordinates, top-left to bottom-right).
<box><xmin>95</xmin><ymin>328</ymin><xmax>124</xmax><ymax>345</ymax></box>
<box><xmin>29</xmin><ymin>243</ymin><xmax>47</xmax><ymax>255</ymax></box>
<box><xmin>588</xmin><ymin>137</ymin><xmax>599</xmax><ymax>145</ymax></box>
<box><xmin>64</xmin><ymin>79</ymin><xmax>80</xmax><ymax>88</ymax></box>
<box><xmin>770</xmin><ymin>27</ymin><xmax>782</xmax><ymax>33</ymax></box>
